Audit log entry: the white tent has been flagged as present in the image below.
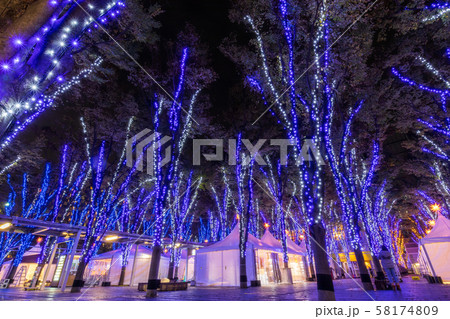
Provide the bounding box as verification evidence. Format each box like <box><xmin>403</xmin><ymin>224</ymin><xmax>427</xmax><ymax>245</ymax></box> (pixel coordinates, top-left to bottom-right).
<box><xmin>260</xmin><ymin>230</ymin><xmax>308</xmax><ymax>283</ymax></box>
<box><xmin>419</xmin><ymin>213</ymin><xmax>450</xmax><ymax>282</ymax></box>
<box><xmin>287</xmin><ymin>236</ymin><xmax>307</xmax><ymax>254</ymax></box>
<box><xmin>195</xmin><ymin>226</ymin><xmax>274</xmax><ymax>286</ymax></box>
<box><xmin>84</xmin><ymin>245</ymin><xmax>195</xmax><ymax>286</ymax></box>
<box><xmin>261</xmin><ymin>229</ymin><xmax>307</xmax><ymax>255</ymax></box>
<box><xmin>0</xmin><ymin>245</ymin><xmax>57</xmax><ymax>287</ymax></box>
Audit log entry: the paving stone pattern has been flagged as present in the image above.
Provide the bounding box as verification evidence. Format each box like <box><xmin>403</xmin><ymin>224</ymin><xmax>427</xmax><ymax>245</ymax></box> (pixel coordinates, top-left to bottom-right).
<box><xmin>0</xmin><ymin>277</ymin><xmax>449</xmax><ymax>301</ymax></box>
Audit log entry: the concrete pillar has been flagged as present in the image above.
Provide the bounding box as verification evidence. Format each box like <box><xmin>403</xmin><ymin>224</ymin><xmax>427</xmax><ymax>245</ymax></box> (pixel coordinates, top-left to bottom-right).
<box><xmin>130</xmin><ymin>244</ymin><xmax>139</xmax><ymax>286</ymax></box>
<box><xmin>40</xmin><ymin>241</ymin><xmax>58</xmax><ymax>290</ymax></box>
<box><xmin>61</xmin><ymin>230</ymin><xmax>81</xmax><ymax>292</ymax></box>
<box><xmin>58</xmin><ymin>255</ymin><xmax>69</xmax><ymax>288</ymax></box>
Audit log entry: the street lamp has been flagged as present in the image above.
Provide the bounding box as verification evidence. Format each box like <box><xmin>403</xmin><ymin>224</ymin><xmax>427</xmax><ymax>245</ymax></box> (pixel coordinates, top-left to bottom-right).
<box><xmin>104</xmin><ymin>235</ymin><xmax>119</xmax><ymax>241</ymax></box>
<box><xmin>431</xmin><ymin>203</ymin><xmax>441</xmax><ymax>212</ymax></box>
<box><xmin>0</xmin><ymin>222</ymin><xmax>12</xmax><ymax>230</ymax></box>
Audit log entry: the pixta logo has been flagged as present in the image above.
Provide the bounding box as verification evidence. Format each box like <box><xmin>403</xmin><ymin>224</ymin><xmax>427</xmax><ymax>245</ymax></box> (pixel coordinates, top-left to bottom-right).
<box><xmin>126</xmin><ymin>129</ymin><xmax>171</xmax><ymax>175</ymax></box>
<box><xmin>126</xmin><ymin>130</ymin><xmax>325</xmax><ymax>175</ymax></box>
<box><xmin>193</xmin><ymin>138</ymin><xmax>324</xmax><ymax>166</ymax></box>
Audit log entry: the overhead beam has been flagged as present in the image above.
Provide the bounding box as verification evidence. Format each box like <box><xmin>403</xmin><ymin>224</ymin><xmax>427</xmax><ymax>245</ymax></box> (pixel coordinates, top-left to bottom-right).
<box><xmin>0</xmin><ymin>214</ymin><xmax>203</xmax><ymax>248</ymax></box>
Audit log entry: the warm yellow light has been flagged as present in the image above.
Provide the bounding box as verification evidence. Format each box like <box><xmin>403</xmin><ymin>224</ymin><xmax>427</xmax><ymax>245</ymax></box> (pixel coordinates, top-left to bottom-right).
<box><xmin>431</xmin><ymin>203</ymin><xmax>441</xmax><ymax>212</ymax></box>
<box><xmin>429</xmin><ymin>220</ymin><xmax>436</xmax><ymax>227</ymax></box>
<box><xmin>204</xmin><ymin>239</ymin><xmax>209</xmax><ymax>243</ymax></box>
<box><xmin>264</xmin><ymin>223</ymin><xmax>270</xmax><ymax>229</ymax></box>
<box><xmin>105</xmin><ymin>235</ymin><xmax>119</xmax><ymax>241</ymax></box>
<box><xmin>426</xmin><ymin>229</ymin><xmax>431</xmax><ymax>234</ymax></box>
<box><xmin>299</xmin><ymin>234</ymin><xmax>305</xmax><ymax>239</ymax></box>
<box><xmin>0</xmin><ymin>222</ymin><xmax>12</xmax><ymax>230</ymax></box>
<box><xmin>236</xmin><ymin>214</ymin><xmax>240</xmax><ymax>220</ymax></box>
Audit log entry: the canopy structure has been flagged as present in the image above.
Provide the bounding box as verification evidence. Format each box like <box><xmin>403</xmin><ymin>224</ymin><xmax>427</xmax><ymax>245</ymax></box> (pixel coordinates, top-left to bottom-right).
<box><xmin>260</xmin><ymin>229</ymin><xmax>306</xmax><ymax>255</ymax></box>
<box><xmin>259</xmin><ymin>229</ymin><xmax>307</xmax><ymax>283</ymax></box>
<box><xmin>84</xmin><ymin>245</ymin><xmax>194</xmax><ymax>286</ymax></box>
<box><xmin>0</xmin><ymin>245</ymin><xmax>57</xmax><ymax>287</ymax></box>
<box><xmin>198</xmin><ymin>226</ymin><xmax>274</xmax><ymax>253</ymax></box>
<box><xmin>419</xmin><ymin>213</ymin><xmax>450</xmax><ymax>281</ymax></box>
<box><xmin>287</xmin><ymin>235</ymin><xmax>307</xmax><ymax>255</ymax></box>
<box><xmin>195</xmin><ymin>227</ymin><xmax>308</xmax><ymax>286</ymax></box>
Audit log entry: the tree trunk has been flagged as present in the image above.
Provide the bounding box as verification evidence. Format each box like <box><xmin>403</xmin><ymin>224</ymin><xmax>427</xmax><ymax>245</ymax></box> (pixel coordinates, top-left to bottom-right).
<box><xmin>372</xmin><ymin>256</ymin><xmax>385</xmax><ymax>280</ymax></box>
<box><xmin>70</xmin><ymin>258</ymin><xmax>87</xmax><ymax>293</ymax></box>
<box><xmin>310</xmin><ymin>223</ymin><xmax>335</xmax><ymax>301</ymax></box>
<box><xmin>168</xmin><ymin>259</ymin><xmax>175</xmax><ymax>280</ymax></box>
<box><xmin>303</xmin><ymin>257</ymin><xmax>311</xmax><ymax>279</ymax></box>
<box><xmin>118</xmin><ymin>265</ymin><xmax>126</xmax><ymax>286</ymax></box>
<box><xmin>354</xmin><ymin>248</ymin><xmax>374</xmax><ymax>290</ymax></box>
<box><xmin>309</xmin><ymin>260</ymin><xmax>316</xmax><ymax>279</ymax></box>
<box><xmin>146</xmin><ymin>245</ymin><xmax>162</xmax><ymax>298</ymax></box>
<box><xmin>174</xmin><ymin>265</ymin><xmax>179</xmax><ymax>279</ymax></box>
<box><xmin>239</xmin><ymin>255</ymin><xmax>247</xmax><ymax>288</ymax></box>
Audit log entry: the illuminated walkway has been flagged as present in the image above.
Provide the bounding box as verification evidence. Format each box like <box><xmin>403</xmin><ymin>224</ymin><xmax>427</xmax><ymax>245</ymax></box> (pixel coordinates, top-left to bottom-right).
<box><xmin>0</xmin><ymin>277</ymin><xmax>449</xmax><ymax>301</ymax></box>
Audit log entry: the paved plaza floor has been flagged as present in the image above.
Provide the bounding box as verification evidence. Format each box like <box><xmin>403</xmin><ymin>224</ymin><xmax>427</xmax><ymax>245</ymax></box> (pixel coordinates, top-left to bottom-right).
<box><xmin>0</xmin><ymin>276</ymin><xmax>449</xmax><ymax>301</ymax></box>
